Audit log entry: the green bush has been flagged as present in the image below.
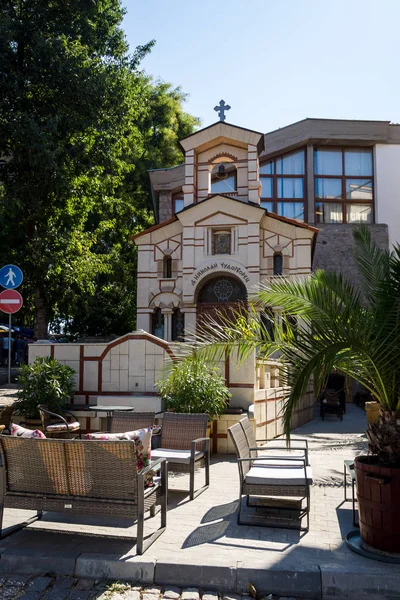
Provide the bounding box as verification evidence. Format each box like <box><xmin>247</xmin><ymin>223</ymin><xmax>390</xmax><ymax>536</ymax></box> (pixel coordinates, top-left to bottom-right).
<box><xmin>156</xmin><ymin>355</ymin><xmax>231</xmax><ymax>419</ymax></box>
<box><xmin>15</xmin><ymin>357</ymin><xmax>76</xmax><ymax>419</ymax></box>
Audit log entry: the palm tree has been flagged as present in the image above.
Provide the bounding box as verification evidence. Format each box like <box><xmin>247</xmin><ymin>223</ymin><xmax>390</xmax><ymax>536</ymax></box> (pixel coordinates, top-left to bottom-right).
<box><xmin>191</xmin><ymin>227</ymin><xmax>400</xmax><ymax>466</ymax></box>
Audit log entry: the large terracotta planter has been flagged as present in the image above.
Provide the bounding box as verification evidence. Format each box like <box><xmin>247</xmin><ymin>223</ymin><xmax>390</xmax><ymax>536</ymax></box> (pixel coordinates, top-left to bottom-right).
<box><xmin>355</xmin><ymin>456</ymin><xmax>400</xmax><ymax>553</ymax></box>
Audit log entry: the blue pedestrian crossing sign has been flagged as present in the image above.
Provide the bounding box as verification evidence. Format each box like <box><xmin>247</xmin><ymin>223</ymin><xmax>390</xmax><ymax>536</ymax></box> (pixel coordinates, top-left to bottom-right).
<box><xmin>0</xmin><ymin>265</ymin><xmax>23</xmax><ymax>290</ymax></box>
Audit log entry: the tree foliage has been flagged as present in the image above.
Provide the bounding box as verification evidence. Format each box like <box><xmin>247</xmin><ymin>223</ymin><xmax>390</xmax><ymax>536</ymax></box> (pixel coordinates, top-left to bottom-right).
<box><xmin>0</xmin><ymin>1</ymin><xmax>199</xmax><ymax>337</ymax></box>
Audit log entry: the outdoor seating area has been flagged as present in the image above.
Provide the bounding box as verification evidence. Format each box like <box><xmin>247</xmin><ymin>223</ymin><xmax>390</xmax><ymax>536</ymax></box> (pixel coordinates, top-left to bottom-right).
<box><xmin>0</xmin><ymin>403</ymin><xmax>383</xmax><ymax>592</ymax></box>
<box><xmin>0</xmin><ymin>409</ymin><xmax>213</xmax><ymax>553</ymax></box>
<box><xmin>0</xmin><ymin>402</ymin><xmax>371</xmax><ymax>560</ymax></box>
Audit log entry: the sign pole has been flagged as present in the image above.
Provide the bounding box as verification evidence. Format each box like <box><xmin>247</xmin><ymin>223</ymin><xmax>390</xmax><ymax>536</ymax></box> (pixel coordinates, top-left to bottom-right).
<box><xmin>8</xmin><ymin>314</ymin><xmax>11</xmax><ymax>385</ymax></box>
<box><xmin>0</xmin><ymin>266</ymin><xmax>24</xmax><ymax>382</ymax></box>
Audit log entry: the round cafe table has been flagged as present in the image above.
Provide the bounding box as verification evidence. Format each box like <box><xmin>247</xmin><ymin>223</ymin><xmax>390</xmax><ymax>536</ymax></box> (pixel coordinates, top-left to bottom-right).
<box><xmin>89</xmin><ymin>405</ymin><xmax>134</xmax><ymax>433</ymax></box>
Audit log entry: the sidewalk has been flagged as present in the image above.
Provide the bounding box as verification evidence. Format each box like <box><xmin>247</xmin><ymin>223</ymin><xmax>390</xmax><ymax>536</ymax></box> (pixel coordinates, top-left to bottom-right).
<box><xmin>0</xmin><ymin>404</ymin><xmax>398</xmax><ymax>600</ymax></box>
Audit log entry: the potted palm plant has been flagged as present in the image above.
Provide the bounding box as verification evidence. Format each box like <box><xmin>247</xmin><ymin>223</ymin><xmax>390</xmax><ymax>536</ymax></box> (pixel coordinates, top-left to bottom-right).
<box><xmin>193</xmin><ymin>227</ymin><xmax>400</xmax><ymax>553</ymax></box>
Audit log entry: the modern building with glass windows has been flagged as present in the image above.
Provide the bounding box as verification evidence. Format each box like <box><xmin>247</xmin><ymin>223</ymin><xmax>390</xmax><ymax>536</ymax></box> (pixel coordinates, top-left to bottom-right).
<box><xmin>146</xmin><ymin>117</ymin><xmax>400</xmax><ymax>301</ymax></box>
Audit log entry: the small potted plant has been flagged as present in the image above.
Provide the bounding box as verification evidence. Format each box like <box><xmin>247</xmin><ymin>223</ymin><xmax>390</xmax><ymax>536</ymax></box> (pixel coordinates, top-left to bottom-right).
<box><xmin>156</xmin><ymin>354</ymin><xmax>231</xmax><ymax>428</ymax></box>
<box><xmin>15</xmin><ymin>356</ymin><xmax>76</xmax><ymax>426</ymax></box>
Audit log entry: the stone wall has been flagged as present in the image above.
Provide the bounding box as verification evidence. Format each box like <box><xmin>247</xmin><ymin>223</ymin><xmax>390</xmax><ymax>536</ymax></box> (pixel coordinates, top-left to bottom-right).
<box><xmin>313</xmin><ymin>223</ymin><xmax>389</xmax><ymax>288</ymax></box>
<box><xmin>29</xmin><ymin>331</ymin><xmax>174</xmax><ymax>407</ymax></box>
<box><xmin>158</xmin><ymin>190</ymin><xmax>173</xmax><ymax>223</ymax></box>
<box><xmin>28</xmin><ymin>338</ymin><xmax>315</xmax><ymax>452</ymax></box>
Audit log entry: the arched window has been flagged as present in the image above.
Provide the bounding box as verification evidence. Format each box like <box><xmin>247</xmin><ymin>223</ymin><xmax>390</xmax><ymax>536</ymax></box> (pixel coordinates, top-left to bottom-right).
<box><xmin>210</xmin><ymin>162</ymin><xmax>237</xmax><ymax>194</ymax></box>
<box><xmin>198</xmin><ymin>276</ymin><xmax>247</xmax><ymax>303</ymax></box>
<box><xmin>152</xmin><ymin>309</ymin><xmax>164</xmax><ymax>339</ymax></box>
<box><xmin>273</xmin><ymin>253</ymin><xmax>283</xmax><ymax>276</ymax></box>
<box><xmin>163</xmin><ymin>256</ymin><xmax>172</xmax><ymax>278</ymax></box>
<box><xmin>172</xmin><ymin>309</ymin><xmax>185</xmax><ymax>341</ymax></box>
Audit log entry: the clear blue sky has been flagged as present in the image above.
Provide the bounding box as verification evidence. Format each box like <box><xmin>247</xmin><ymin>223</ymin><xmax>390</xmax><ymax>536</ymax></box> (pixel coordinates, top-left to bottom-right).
<box><xmin>123</xmin><ymin>0</ymin><xmax>400</xmax><ymax>133</ymax></box>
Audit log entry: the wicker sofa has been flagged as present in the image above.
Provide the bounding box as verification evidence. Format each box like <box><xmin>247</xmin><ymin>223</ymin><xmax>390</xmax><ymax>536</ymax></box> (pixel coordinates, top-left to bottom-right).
<box><xmin>0</xmin><ymin>436</ymin><xmax>167</xmax><ymax>554</ymax></box>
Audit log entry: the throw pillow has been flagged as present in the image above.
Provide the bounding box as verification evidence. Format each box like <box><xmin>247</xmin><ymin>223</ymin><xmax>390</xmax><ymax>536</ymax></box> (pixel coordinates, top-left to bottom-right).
<box><xmin>122</xmin><ymin>427</ymin><xmax>154</xmax><ymax>486</ymax></box>
<box><xmin>11</xmin><ymin>424</ymin><xmax>46</xmax><ymax>439</ymax></box>
<box><xmin>121</xmin><ymin>427</ymin><xmax>152</xmax><ymax>470</ymax></box>
<box><xmin>86</xmin><ymin>432</ymin><xmax>124</xmax><ymax>441</ymax></box>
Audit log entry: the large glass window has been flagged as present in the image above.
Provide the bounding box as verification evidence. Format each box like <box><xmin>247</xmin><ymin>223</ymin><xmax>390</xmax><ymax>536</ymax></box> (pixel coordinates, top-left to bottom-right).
<box><xmin>277</xmin><ymin>178</ymin><xmax>304</xmax><ymax>198</ymax></box>
<box><xmin>314</xmin><ymin>148</ymin><xmax>374</xmax><ymax>224</ymax></box>
<box><xmin>259</xmin><ymin>149</ymin><xmax>305</xmax><ymax>221</ymax></box>
<box><xmin>278</xmin><ymin>202</ymin><xmax>304</xmax><ymax>221</ymax></box>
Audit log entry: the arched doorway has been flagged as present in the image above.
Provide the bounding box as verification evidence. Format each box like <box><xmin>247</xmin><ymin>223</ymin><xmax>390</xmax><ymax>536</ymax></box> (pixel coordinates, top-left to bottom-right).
<box><xmin>197</xmin><ymin>275</ymin><xmax>247</xmax><ymax>327</ymax></box>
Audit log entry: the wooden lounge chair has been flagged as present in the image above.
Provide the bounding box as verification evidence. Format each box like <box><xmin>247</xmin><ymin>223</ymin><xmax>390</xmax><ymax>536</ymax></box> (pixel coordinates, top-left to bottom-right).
<box><xmin>38</xmin><ymin>405</ymin><xmax>81</xmax><ymax>439</ymax></box>
<box><xmin>110</xmin><ymin>411</ymin><xmax>156</xmax><ymax>433</ymax></box>
<box><xmin>228</xmin><ymin>422</ymin><xmax>312</xmax><ymax>530</ymax></box>
<box><xmin>151</xmin><ymin>412</ymin><xmax>210</xmax><ymax>500</ymax></box>
<box><xmin>0</xmin><ymin>436</ymin><xmax>167</xmax><ymax>554</ymax></box>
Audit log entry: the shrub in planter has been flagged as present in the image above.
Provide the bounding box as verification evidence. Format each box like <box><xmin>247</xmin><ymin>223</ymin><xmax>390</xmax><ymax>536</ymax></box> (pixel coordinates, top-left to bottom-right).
<box><xmin>156</xmin><ymin>355</ymin><xmax>231</xmax><ymax>419</ymax></box>
<box><xmin>15</xmin><ymin>357</ymin><xmax>75</xmax><ymax>420</ymax></box>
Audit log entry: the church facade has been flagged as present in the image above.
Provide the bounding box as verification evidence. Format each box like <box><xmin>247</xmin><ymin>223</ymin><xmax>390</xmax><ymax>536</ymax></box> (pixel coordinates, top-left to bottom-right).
<box><xmin>133</xmin><ymin>120</ymin><xmax>317</xmax><ymax>344</ymax></box>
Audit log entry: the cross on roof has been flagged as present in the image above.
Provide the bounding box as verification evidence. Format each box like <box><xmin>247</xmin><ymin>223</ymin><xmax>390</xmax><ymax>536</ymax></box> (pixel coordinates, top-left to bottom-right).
<box><xmin>214</xmin><ymin>100</ymin><xmax>231</xmax><ymax>122</ymax></box>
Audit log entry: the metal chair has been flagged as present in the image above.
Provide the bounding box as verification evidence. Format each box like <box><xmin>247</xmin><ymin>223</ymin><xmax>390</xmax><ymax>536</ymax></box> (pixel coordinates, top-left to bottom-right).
<box><xmin>151</xmin><ymin>412</ymin><xmax>210</xmax><ymax>500</ymax></box>
<box><xmin>38</xmin><ymin>405</ymin><xmax>81</xmax><ymax>439</ymax></box>
<box><xmin>228</xmin><ymin>422</ymin><xmax>312</xmax><ymax>530</ymax></box>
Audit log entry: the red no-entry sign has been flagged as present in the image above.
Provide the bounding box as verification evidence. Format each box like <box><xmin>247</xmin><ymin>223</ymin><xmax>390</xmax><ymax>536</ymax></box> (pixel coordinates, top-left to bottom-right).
<box><xmin>0</xmin><ymin>289</ymin><xmax>23</xmax><ymax>314</ymax></box>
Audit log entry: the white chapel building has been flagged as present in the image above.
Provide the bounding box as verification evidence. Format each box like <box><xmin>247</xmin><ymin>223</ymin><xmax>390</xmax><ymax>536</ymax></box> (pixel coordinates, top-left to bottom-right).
<box><xmin>133</xmin><ymin>119</ymin><xmax>317</xmax><ymax>344</ymax></box>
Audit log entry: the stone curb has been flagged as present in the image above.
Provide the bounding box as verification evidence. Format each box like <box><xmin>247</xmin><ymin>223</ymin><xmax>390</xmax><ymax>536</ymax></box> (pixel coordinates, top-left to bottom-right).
<box><xmin>1</xmin><ymin>550</ymin><xmax>400</xmax><ymax>600</ymax></box>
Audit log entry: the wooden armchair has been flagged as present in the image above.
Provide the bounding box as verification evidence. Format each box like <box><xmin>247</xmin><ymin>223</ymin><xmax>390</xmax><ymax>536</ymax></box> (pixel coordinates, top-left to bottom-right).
<box><xmin>151</xmin><ymin>412</ymin><xmax>210</xmax><ymax>500</ymax></box>
<box><xmin>38</xmin><ymin>405</ymin><xmax>81</xmax><ymax>438</ymax></box>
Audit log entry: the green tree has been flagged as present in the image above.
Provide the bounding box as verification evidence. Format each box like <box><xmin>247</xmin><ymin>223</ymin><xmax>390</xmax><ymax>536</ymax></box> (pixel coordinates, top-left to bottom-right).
<box><xmin>0</xmin><ymin>1</ymin><xmax>199</xmax><ymax>337</ymax></box>
<box><xmin>62</xmin><ymin>81</ymin><xmax>198</xmax><ymax>338</ymax></box>
<box><xmin>192</xmin><ymin>227</ymin><xmax>400</xmax><ymax>465</ymax></box>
